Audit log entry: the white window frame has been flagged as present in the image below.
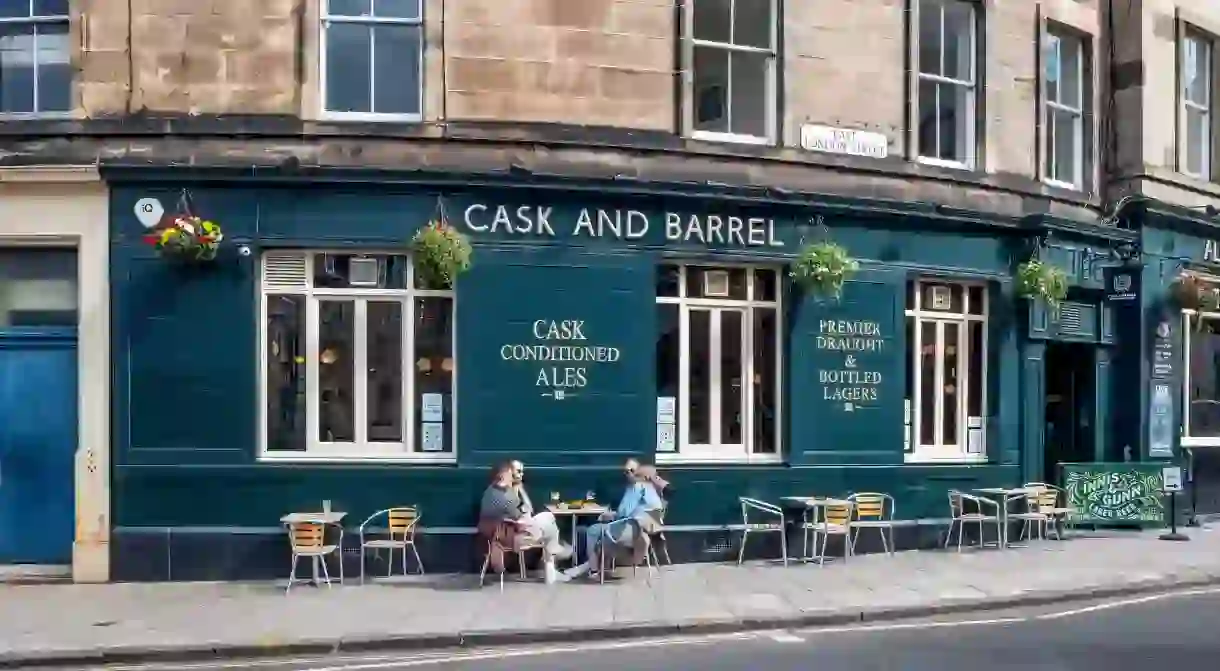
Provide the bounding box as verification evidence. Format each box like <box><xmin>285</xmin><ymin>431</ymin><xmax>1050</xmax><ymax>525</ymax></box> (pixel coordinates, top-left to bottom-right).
<box><xmin>1043</xmin><ymin>27</ymin><xmax>1086</xmax><ymax>190</ymax></box>
<box><xmin>258</xmin><ymin>251</ymin><xmax>456</xmax><ymax>463</ymax></box>
<box><xmin>1180</xmin><ymin>27</ymin><xmax>1213</xmax><ymax>180</ymax></box>
<box><xmin>905</xmin><ymin>279</ymin><xmax>988</xmax><ymax>464</ymax></box>
<box><xmin>656</xmin><ymin>264</ymin><xmax>783</xmax><ymax>464</ymax></box>
<box><xmin>319</xmin><ymin>0</ymin><xmax>424</xmax><ymax>122</ymax></box>
<box><xmin>914</xmin><ymin>0</ymin><xmax>978</xmax><ymax>170</ymax></box>
<box><xmin>1182</xmin><ymin>298</ymin><xmax>1220</xmax><ymax>448</ymax></box>
<box><xmin>0</xmin><ymin>0</ymin><xmax>71</xmax><ymax>119</ymax></box>
<box><xmin>685</xmin><ymin>0</ymin><xmax>778</xmax><ymax>145</ymax></box>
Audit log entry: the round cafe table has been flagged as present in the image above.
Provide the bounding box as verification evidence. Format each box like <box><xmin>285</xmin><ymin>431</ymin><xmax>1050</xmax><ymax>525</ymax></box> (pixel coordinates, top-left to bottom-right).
<box><xmin>546</xmin><ymin>503</ymin><xmax>610</xmax><ymax>566</ymax></box>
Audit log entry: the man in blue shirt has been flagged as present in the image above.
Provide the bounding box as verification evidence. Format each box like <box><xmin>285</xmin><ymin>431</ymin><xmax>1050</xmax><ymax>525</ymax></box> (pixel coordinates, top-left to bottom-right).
<box><xmin>561</xmin><ymin>458</ymin><xmax>663</xmax><ymax>581</ymax></box>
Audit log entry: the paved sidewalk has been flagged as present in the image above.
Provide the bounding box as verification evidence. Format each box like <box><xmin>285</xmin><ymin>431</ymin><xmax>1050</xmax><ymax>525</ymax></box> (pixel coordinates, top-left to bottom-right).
<box><xmin>3</xmin><ymin>528</ymin><xmax>1220</xmax><ymax>667</ymax></box>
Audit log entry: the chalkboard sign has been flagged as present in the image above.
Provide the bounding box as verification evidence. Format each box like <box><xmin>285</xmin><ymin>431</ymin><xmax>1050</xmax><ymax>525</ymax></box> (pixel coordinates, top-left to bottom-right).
<box><xmin>1060</xmin><ymin>463</ymin><xmax>1167</xmax><ymax>527</ymax></box>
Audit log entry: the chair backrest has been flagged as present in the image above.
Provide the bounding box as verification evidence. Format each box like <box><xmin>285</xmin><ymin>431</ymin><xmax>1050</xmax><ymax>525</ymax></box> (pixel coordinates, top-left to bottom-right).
<box><xmin>824</xmin><ymin>501</ymin><xmax>853</xmax><ymax>526</ymax></box>
<box><xmin>388</xmin><ymin>507</ymin><xmax>419</xmax><ymax>538</ymax></box>
<box><xmin>289</xmin><ymin>522</ymin><xmax>324</xmax><ymax>552</ymax></box>
<box><xmin>947</xmin><ymin>489</ymin><xmax>964</xmax><ymax>516</ymax></box>
<box><xmin>849</xmin><ymin>493</ymin><xmax>889</xmax><ymax>520</ymax></box>
<box><xmin>1036</xmin><ymin>488</ymin><xmax>1058</xmax><ymax>513</ymax></box>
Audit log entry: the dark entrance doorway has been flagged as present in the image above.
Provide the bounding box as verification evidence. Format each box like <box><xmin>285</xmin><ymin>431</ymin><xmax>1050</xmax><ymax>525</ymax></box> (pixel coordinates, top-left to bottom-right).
<box><xmin>1044</xmin><ymin>343</ymin><xmax>1095</xmax><ymax>485</ymax></box>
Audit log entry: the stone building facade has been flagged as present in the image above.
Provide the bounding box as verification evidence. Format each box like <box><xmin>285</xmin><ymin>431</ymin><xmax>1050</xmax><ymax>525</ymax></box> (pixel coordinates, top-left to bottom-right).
<box><xmin>2</xmin><ymin>0</ymin><xmax>1218</xmax><ymax>582</ymax></box>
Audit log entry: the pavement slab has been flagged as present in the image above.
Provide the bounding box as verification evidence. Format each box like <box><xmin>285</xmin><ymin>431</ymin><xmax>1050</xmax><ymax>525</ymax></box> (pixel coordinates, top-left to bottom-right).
<box><xmin>1</xmin><ymin>528</ymin><xmax>1220</xmax><ymax>668</ymax></box>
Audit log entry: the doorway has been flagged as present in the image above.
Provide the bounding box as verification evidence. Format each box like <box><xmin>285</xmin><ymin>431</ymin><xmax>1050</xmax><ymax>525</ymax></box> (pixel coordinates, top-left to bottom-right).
<box><xmin>1043</xmin><ymin>343</ymin><xmax>1095</xmax><ymax>485</ymax></box>
<box><xmin>0</xmin><ymin>248</ymin><xmax>78</xmax><ymax>564</ymax></box>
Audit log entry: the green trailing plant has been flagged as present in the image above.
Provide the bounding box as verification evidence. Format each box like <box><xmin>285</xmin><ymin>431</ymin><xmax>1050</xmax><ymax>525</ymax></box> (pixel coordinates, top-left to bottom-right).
<box><xmin>1015</xmin><ymin>259</ymin><xmax>1069</xmax><ymax>311</ymax></box>
<box><xmin>789</xmin><ymin>241</ymin><xmax>859</xmax><ymax>299</ymax></box>
<box><xmin>412</xmin><ymin>220</ymin><xmax>472</xmax><ymax>289</ymax></box>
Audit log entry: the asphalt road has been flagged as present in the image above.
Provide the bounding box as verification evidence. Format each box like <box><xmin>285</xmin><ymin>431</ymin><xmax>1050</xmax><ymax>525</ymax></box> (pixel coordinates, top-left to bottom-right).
<box><xmin>71</xmin><ymin>587</ymin><xmax>1220</xmax><ymax>671</ymax></box>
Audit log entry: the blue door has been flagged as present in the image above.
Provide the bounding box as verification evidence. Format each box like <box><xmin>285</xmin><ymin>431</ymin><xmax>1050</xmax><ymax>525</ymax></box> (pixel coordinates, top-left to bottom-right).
<box><xmin>0</xmin><ymin>249</ymin><xmax>79</xmax><ymax>564</ymax></box>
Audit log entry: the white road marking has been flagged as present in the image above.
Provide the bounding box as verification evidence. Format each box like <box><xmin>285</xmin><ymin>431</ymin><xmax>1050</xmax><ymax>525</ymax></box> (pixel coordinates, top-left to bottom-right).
<box><xmin>765</xmin><ymin>630</ymin><xmax>805</xmax><ymax>643</ymax></box>
<box><xmin>1034</xmin><ymin>586</ymin><xmax>1220</xmax><ymax>621</ymax></box>
<box><xmin>794</xmin><ymin>617</ymin><xmax>1026</xmax><ymax>636</ymax></box>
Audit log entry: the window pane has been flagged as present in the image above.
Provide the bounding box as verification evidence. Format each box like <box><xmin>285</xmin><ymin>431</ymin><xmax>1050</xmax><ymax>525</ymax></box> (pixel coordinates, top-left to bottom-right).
<box><xmin>1051</xmin><ymin>107</ymin><xmax>1079</xmax><ymax>185</ymax></box>
<box><xmin>905</xmin><ymin>315</ymin><xmax>915</xmax><ymax>437</ymax></box>
<box><xmin>693</xmin><ymin>45</ymin><xmax>729</xmax><ymax>133</ymax></box>
<box><xmin>733</xmin><ymin>0</ymin><xmax>772</xmax><ymax>49</ymax></box>
<box><xmin>917</xmin><ymin>79</ymin><xmax>938</xmax><ymax>157</ymax></box>
<box><xmin>372</xmin><ymin>25</ymin><xmax>421</xmax><ymax>115</ymax></box>
<box><xmin>325</xmin><ymin>22</ymin><xmax>372</xmax><ymax>113</ymax></box>
<box><xmin>656</xmin><ymin>264</ymin><xmax>680</xmax><ymax>297</ymax></box>
<box><xmin>918</xmin><ymin>0</ymin><xmax>943</xmax><ymax>76</ymax></box>
<box><xmin>729</xmin><ymin>49</ymin><xmax>769</xmax><ymax>138</ymax></box>
<box><xmin>34</xmin><ymin>0</ymin><xmax>69</xmax><ymax>16</ymax></box>
<box><xmin>1058</xmin><ymin>35</ymin><xmax>1082</xmax><ymax>109</ymax></box>
<box><xmin>968</xmin><ymin>321</ymin><xmax>984</xmax><ymax>418</ymax></box>
<box><xmin>720</xmin><ymin>310</ymin><xmax>744</xmax><ymax>445</ymax></box>
<box><xmin>919</xmin><ymin>321</ymin><xmax>936</xmax><ymax>445</ymax></box>
<box><xmin>657</xmin><ymin>303</ymin><xmax>681</xmax><ymax>415</ymax></box>
<box><xmin>0</xmin><ymin>248</ymin><xmax>77</xmax><ymax>327</ymax></box>
<box><xmin>753</xmin><ymin>268</ymin><xmax>777</xmax><ymax>302</ymax></box>
<box><xmin>1045</xmin><ymin>34</ymin><xmax>1061</xmax><ymax>104</ymax></box>
<box><xmin>967</xmin><ymin>285</ymin><xmax>985</xmax><ymax>315</ymax></box>
<box><xmin>266</xmin><ymin>295</ymin><xmax>307</xmax><ymax>451</ymax></box>
<box><xmin>752</xmin><ymin>308</ymin><xmax>777</xmax><ymax>454</ymax></box>
<box><xmin>0</xmin><ymin>24</ymin><xmax>35</xmax><ymax>114</ymax></box>
<box><xmin>1186</xmin><ymin>107</ymin><xmax>1209</xmax><ymax>177</ymax></box>
<box><xmin>314</xmin><ymin>253</ymin><xmax>410</xmax><ymax>289</ymax></box>
<box><xmin>329</xmin><ymin>0</ymin><xmax>371</xmax><ymax>16</ymax></box>
<box><xmin>367</xmin><ymin>301</ymin><xmax>403</xmax><ymax>443</ymax></box>
<box><xmin>318</xmin><ymin>301</ymin><xmax>356</xmax><ymax>442</ymax></box>
<box><xmin>942</xmin><ymin>0</ymin><xmax>973</xmax><ymax>82</ymax></box>
<box><xmin>921</xmin><ymin>282</ymin><xmax>962</xmax><ymax>312</ymax></box>
<box><xmin>35</xmin><ymin>22</ymin><xmax>70</xmax><ymax>112</ymax></box>
<box><xmin>942</xmin><ymin>322</ymin><xmax>960</xmax><ymax>445</ymax></box>
<box><xmin>1185</xmin><ymin>35</ymin><xmax>1210</xmax><ymax>106</ymax></box>
<box><xmin>374</xmin><ymin>0</ymin><xmax>420</xmax><ymax>19</ymax></box>
<box><xmin>937</xmin><ymin>81</ymin><xmax>971</xmax><ymax>163</ymax></box>
<box><xmin>689</xmin><ymin>309</ymin><xmax>712</xmax><ymax>444</ymax></box>
<box><xmin>1189</xmin><ymin>320</ymin><xmax>1220</xmax><ymax>438</ymax></box>
<box><xmin>415</xmin><ymin>297</ymin><xmax>453</xmax><ymax>452</ymax></box>
<box><xmin>693</xmin><ymin>0</ymin><xmax>731</xmax><ymax>43</ymax></box>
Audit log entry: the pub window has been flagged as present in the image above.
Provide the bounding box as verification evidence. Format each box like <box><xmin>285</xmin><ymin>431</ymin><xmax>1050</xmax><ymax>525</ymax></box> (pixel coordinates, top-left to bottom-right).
<box><xmin>1183</xmin><ymin>280</ymin><xmax>1220</xmax><ymax>446</ymax></box>
<box><xmin>260</xmin><ymin>251</ymin><xmax>455</xmax><ymax>461</ymax></box>
<box><xmin>904</xmin><ymin>279</ymin><xmax>988</xmax><ymax>462</ymax></box>
<box><xmin>655</xmin><ymin>264</ymin><xmax>781</xmax><ymax>462</ymax></box>
<box><xmin>686</xmin><ymin>0</ymin><xmax>778</xmax><ymax>144</ymax></box>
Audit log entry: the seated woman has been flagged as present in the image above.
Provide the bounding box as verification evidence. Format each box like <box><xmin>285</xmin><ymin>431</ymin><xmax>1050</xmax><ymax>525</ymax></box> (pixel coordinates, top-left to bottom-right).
<box><xmin>561</xmin><ymin>458</ymin><xmax>663</xmax><ymax>581</ymax></box>
<box><xmin>477</xmin><ymin>462</ymin><xmax>570</xmax><ymax>584</ymax></box>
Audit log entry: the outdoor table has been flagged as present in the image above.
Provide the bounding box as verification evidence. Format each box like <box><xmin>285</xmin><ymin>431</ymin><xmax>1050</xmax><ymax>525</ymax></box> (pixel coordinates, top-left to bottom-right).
<box><xmin>546</xmin><ymin>504</ymin><xmax>610</xmax><ymax>566</ymax></box>
<box><xmin>971</xmin><ymin>488</ymin><xmax>1033</xmax><ymax>549</ymax></box>
<box><xmin>280</xmin><ymin>511</ymin><xmax>348</xmax><ymax>585</ymax></box>
<box><xmin>781</xmin><ymin>496</ymin><xmax>851</xmax><ymax>561</ymax></box>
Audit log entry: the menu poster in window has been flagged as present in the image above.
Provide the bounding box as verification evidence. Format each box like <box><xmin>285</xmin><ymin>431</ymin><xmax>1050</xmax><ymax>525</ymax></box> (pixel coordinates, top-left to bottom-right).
<box><xmin>421</xmin><ymin>393</ymin><xmax>444</xmax><ymax>423</ymax></box>
<box><xmin>656</xmin><ymin>422</ymin><xmax>676</xmax><ymax>452</ymax></box>
<box><xmin>1149</xmin><ymin>318</ymin><xmax>1178</xmax><ymax>458</ymax></box>
<box><xmin>421</xmin><ymin>422</ymin><xmax>444</xmax><ymax>452</ymax></box>
<box><xmin>656</xmin><ymin>396</ymin><xmax>676</xmax><ymax>424</ymax></box>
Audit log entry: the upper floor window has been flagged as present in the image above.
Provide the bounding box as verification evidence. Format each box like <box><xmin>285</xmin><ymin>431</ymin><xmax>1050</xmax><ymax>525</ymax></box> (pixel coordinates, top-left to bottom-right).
<box><xmin>1180</xmin><ymin>28</ymin><xmax>1213</xmax><ymax>180</ymax></box>
<box><xmin>915</xmin><ymin>0</ymin><xmax>978</xmax><ymax>168</ymax></box>
<box><xmin>260</xmin><ymin>251</ymin><xmax>455</xmax><ymax>462</ymax></box>
<box><xmin>904</xmin><ymin>280</ymin><xmax>988</xmax><ymax>463</ymax></box>
<box><xmin>656</xmin><ymin>264</ymin><xmax>782</xmax><ymax>463</ymax></box>
<box><xmin>321</xmin><ymin>0</ymin><xmax>422</xmax><ymax>121</ymax></box>
<box><xmin>0</xmin><ymin>0</ymin><xmax>70</xmax><ymax>116</ymax></box>
<box><xmin>688</xmin><ymin>0</ymin><xmax>777</xmax><ymax>145</ymax></box>
<box><xmin>1044</xmin><ymin>28</ymin><xmax>1087</xmax><ymax>190</ymax></box>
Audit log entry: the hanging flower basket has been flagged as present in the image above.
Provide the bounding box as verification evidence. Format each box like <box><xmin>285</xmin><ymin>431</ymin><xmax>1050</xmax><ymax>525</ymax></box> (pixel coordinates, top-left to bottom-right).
<box><xmin>1015</xmin><ymin>259</ymin><xmax>1069</xmax><ymax>311</ymax></box>
<box><xmin>142</xmin><ymin>215</ymin><xmax>224</xmax><ymax>262</ymax></box>
<box><xmin>789</xmin><ymin>241</ymin><xmax>859</xmax><ymax>299</ymax></box>
<box><xmin>1172</xmin><ymin>273</ymin><xmax>1220</xmax><ymax>313</ymax></box>
<box><xmin>412</xmin><ymin>220</ymin><xmax>472</xmax><ymax>289</ymax></box>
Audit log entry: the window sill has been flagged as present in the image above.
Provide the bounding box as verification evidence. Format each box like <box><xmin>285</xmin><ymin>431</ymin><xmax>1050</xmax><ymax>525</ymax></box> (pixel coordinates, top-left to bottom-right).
<box><xmin>916</xmin><ymin>156</ymin><xmax>975</xmax><ymax>171</ymax></box>
<box><xmin>258</xmin><ymin>452</ymin><xmax>457</xmax><ymax>465</ymax></box>
<box><xmin>690</xmin><ymin>130</ymin><xmax>773</xmax><ymax>146</ymax></box>
<box><xmin>319</xmin><ymin>111</ymin><xmax>423</xmax><ymax>123</ymax></box>
<box><xmin>655</xmin><ymin>452</ymin><xmax>784</xmax><ymax>465</ymax></box>
<box><xmin>903</xmin><ymin>452</ymin><xmax>988</xmax><ymax>465</ymax></box>
<box><xmin>1181</xmin><ymin>437</ymin><xmax>1220</xmax><ymax>448</ymax></box>
<box><xmin>0</xmin><ymin>111</ymin><xmax>73</xmax><ymax>121</ymax></box>
<box><xmin>1043</xmin><ymin>177</ymin><xmax>1082</xmax><ymax>192</ymax></box>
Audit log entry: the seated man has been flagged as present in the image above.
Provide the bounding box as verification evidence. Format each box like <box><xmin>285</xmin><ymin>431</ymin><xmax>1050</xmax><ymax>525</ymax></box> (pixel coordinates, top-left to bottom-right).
<box><xmin>561</xmin><ymin>457</ymin><xmax>662</xmax><ymax>581</ymax></box>
<box><xmin>478</xmin><ymin>461</ymin><xmax>571</xmax><ymax>584</ymax></box>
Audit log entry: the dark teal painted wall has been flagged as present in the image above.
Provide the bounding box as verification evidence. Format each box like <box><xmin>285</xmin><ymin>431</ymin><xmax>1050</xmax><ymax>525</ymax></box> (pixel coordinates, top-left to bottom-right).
<box><xmin>109</xmin><ymin>184</ymin><xmax>1033</xmax><ymax>531</ymax></box>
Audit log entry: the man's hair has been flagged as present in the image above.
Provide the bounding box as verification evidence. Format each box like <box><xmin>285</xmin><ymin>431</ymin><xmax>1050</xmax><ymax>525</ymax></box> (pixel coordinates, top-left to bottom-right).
<box><xmin>489</xmin><ymin>461</ymin><xmax>513</xmax><ymax>481</ymax></box>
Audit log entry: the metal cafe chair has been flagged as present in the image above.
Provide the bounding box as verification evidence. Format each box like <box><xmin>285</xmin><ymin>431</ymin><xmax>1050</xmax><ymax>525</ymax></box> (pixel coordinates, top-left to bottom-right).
<box><xmin>285</xmin><ymin>521</ymin><xmax>341</xmax><ymax>594</ymax></box>
<box><xmin>358</xmin><ymin>506</ymin><xmax>425</xmax><ymax>583</ymax></box>
<box><xmin>738</xmin><ymin>497</ymin><xmax>789</xmax><ymax>566</ymax></box>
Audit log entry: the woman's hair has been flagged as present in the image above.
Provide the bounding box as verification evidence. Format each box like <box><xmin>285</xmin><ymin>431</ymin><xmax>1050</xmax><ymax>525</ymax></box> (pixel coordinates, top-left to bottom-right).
<box><xmin>637</xmin><ymin>464</ymin><xmax>670</xmax><ymax>492</ymax></box>
<box><xmin>489</xmin><ymin>461</ymin><xmax>512</xmax><ymax>482</ymax></box>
